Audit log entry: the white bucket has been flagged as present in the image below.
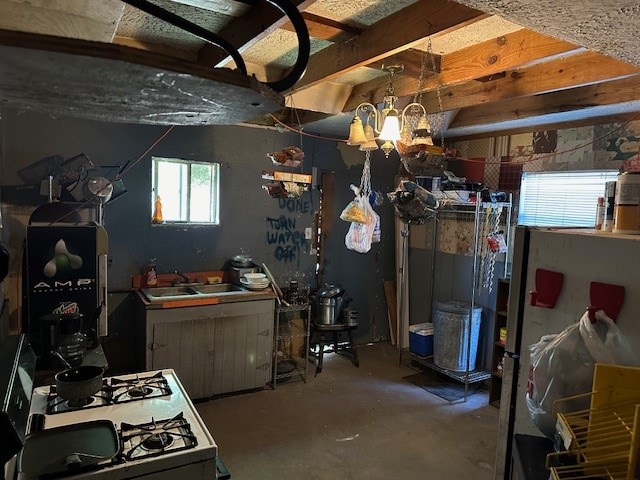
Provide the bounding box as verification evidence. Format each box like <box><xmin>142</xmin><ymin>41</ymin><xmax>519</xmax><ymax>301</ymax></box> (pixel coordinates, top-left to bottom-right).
<box><xmin>613</xmin><ymin>172</ymin><xmax>640</xmax><ymax>234</ymax></box>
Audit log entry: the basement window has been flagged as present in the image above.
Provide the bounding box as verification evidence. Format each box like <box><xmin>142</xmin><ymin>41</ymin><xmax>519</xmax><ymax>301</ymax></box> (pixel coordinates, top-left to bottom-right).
<box><xmin>151</xmin><ymin>157</ymin><xmax>220</xmax><ymax>225</ymax></box>
<box><xmin>518</xmin><ymin>170</ymin><xmax>618</xmax><ymax>227</ymax></box>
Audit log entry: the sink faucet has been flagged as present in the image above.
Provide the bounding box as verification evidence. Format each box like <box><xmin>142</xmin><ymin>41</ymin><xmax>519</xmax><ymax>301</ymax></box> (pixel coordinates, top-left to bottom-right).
<box><xmin>174</xmin><ymin>270</ymin><xmax>190</xmax><ymax>285</ymax></box>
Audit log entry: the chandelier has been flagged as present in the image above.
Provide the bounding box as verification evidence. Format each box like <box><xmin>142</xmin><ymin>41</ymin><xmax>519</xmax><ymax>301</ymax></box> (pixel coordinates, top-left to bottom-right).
<box><xmin>347</xmin><ymin>64</ymin><xmax>433</xmax><ymax>157</ymax></box>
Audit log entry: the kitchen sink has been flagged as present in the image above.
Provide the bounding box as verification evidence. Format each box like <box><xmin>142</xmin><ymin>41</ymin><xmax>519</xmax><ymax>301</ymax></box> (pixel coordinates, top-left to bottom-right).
<box><xmin>141</xmin><ymin>283</ymin><xmax>247</xmax><ymax>303</ymax></box>
<box><xmin>193</xmin><ymin>284</ymin><xmax>244</xmax><ymax>294</ymax></box>
<box><xmin>141</xmin><ymin>286</ymin><xmax>199</xmax><ymax>299</ymax></box>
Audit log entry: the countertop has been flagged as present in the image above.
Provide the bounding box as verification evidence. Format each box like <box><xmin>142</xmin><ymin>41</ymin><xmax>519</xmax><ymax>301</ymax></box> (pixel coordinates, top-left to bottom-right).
<box><xmin>136</xmin><ymin>287</ymin><xmax>277</xmax><ymax>309</ymax></box>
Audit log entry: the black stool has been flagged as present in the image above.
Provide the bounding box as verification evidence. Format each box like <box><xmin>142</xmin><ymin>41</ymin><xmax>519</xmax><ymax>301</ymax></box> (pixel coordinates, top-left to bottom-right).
<box><xmin>309</xmin><ymin>322</ymin><xmax>359</xmax><ymax>376</ymax></box>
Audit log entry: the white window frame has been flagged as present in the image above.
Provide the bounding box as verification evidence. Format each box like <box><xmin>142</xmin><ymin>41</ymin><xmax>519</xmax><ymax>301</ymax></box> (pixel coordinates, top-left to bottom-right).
<box><xmin>151</xmin><ymin>156</ymin><xmax>220</xmax><ymax>225</ymax></box>
<box><xmin>518</xmin><ymin>170</ymin><xmax>618</xmax><ymax>227</ymax></box>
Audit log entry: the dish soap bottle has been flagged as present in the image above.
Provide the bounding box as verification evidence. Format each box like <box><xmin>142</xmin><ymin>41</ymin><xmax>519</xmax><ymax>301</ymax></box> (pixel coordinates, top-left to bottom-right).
<box><xmin>152</xmin><ymin>196</ymin><xmax>163</xmax><ymax>224</ymax></box>
<box><xmin>145</xmin><ymin>258</ymin><xmax>158</xmax><ymax>287</ymax></box>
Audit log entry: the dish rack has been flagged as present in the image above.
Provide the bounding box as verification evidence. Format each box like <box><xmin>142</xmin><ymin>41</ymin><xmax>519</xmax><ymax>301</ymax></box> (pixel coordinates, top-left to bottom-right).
<box><xmin>546</xmin><ymin>364</ymin><xmax>640</xmax><ymax>479</ymax></box>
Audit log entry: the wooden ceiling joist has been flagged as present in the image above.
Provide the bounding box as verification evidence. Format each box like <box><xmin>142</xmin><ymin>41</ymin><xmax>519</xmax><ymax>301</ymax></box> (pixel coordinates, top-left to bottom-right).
<box><xmin>366</xmin><ymin>49</ymin><xmax>441</xmax><ymax>80</ymax></box>
<box><xmin>281</xmin><ymin>12</ymin><xmax>361</xmax><ymax>43</ymax></box>
<box><xmin>344</xmin><ymin>28</ymin><xmax>580</xmax><ymax>112</ymax></box>
<box><xmin>289</xmin><ymin>0</ymin><xmax>487</xmax><ymax>92</ymax></box>
<box><xmin>420</xmin><ymin>50</ymin><xmax>640</xmax><ymax>113</ymax></box>
<box><xmin>449</xmin><ymin>74</ymin><xmax>640</xmax><ymax>128</ymax></box>
<box><xmin>448</xmin><ymin>112</ymin><xmax>640</xmax><ymax>141</ymax></box>
<box><xmin>197</xmin><ymin>0</ymin><xmax>318</xmax><ymax>67</ymax></box>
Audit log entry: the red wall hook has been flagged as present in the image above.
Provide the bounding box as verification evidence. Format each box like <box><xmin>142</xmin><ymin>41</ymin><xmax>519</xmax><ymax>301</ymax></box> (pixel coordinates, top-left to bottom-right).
<box><xmin>529</xmin><ymin>268</ymin><xmax>564</xmax><ymax>308</ymax></box>
<box><xmin>588</xmin><ymin>281</ymin><xmax>625</xmax><ymax>323</ymax></box>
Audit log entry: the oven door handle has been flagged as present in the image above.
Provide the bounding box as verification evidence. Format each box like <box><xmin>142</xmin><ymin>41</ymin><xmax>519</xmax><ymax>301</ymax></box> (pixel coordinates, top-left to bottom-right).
<box><xmin>37</xmin><ymin>452</ymin><xmax>109</xmax><ymax>476</ymax></box>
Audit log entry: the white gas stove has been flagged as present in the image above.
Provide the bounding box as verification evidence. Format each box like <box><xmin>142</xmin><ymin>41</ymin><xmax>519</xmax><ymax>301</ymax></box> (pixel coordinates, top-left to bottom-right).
<box><xmin>22</xmin><ymin>369</ymin><xmax>218</xmax><ymax>479</ymax></box>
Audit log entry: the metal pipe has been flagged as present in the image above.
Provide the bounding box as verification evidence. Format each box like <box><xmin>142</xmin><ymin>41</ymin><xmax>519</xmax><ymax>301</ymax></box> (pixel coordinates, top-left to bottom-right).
<box><xmin>466</xmin><ymin>199</ymin><xmax>482</xmax><ymax>401</ymax></box>
<box><xmin>122</xmin><ymin>0</ymin><xmax>247</xmax><ymax>73</ymax></box>
<box><xmin>397</xmin><ymin>223</ymin><xmax>409</xmax><ymax>367</ymax></box>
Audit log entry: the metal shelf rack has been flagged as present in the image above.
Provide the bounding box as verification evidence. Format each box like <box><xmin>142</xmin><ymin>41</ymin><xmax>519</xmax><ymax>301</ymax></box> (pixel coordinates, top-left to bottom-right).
<box><xmin>272</xmin><ymin>303</ymin><xmax>311</xmax><ymax>389</ymax></box>
<box><xmin>407</xmin><ymin>197</ymin><xmax>512</xmax><ymax>401</ymax></box>
<box><xmin>410</xmin><ymin>353</ymin><xmax>492</xmax><ymax>383</ymax></box>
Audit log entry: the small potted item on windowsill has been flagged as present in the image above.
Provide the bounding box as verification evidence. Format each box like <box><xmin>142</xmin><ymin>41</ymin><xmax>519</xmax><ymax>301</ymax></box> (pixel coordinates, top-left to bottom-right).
<box><xmin>152</xmin><ymin>195</ymin><xmax>164</xmax><ymax>224</ymax></box>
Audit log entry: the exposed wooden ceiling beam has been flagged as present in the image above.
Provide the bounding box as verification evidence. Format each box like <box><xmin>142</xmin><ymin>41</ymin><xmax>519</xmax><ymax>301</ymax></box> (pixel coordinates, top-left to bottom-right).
<box><xmin>344</xmin><ymin>28</ymin><xmax>580</xmax><ymax>111</ymax></box>
<box><xmin>114</xmin><ymin>35</ymin><xmax>197</xmax><ymax>61</ymax></box>
<box><xmin>447</xmin><ymin>112</ymin><xmax>640</xmax><ymax>141</ymax></box>
<box><xmin>281</xmin><ymin>12</ymin><xmax>361</xmax><ymax>43</ymax></box>
<box><xmin>366</xmin><ymin>49</ymin><xmax>441</xmax><ymax>80</ymax></box>
<box><xmin>169</xmin><ymin>0</ymin><xmax>248</xmax><ymax>15</ymax></box>
<box><xmin>0</xmin><ymin>0</ymin><xmax>124</xmax><ymax>42</ymax></box>
<box><xmin>449</xmin><ymin>74</ymin><xmax>640</xmax><ymax>129</ymax></box>
<box><xmin>197</xmin><ymin>0</ymin><xmax>318</xmax><ymax>68</ymax></box>
<box><xmin>420</xmin><ymin>50</ymin><xmax>640</xmax><ymax>113</ymax></box>
<box><xmin>288</xmin><ymin>0</ymin><xmax>487</xmax><ymax>92</ymax></box>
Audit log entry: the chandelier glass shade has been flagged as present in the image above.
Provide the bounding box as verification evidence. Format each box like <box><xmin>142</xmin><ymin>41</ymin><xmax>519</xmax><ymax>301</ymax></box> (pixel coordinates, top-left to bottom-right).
<box><xmin>346</xmin><ymin>64</ymin><xmax>433</xmax><ymax>157</ymax></box>
<box><xmin>347</xmin><ymin>99</ymin><xmax>433</xmax><ymax>157</ymax></box>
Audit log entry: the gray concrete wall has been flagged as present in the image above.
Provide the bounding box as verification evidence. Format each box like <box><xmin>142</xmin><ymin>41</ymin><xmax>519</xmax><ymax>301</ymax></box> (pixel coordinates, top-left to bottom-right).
<box><xmin>0</xmin><ymin>108</ymin><xmax>396</xmax><ymax>372</ymax></box>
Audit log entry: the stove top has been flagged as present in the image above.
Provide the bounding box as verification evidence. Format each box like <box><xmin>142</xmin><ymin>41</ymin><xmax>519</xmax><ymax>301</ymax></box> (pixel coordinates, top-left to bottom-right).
<box><xmin>24</xmin><ymin>369</ymin><xmax>217</xmax><ymax>480</ymax></box>
<box><xmin>45</xmin><ymin>371</ymin><xmax>173</xmax><ymax>414</ymax></box>
<box><xmin>120</xmin><ymin>412</ymin><xmax>197</xmax><ymax>461</ymax></box>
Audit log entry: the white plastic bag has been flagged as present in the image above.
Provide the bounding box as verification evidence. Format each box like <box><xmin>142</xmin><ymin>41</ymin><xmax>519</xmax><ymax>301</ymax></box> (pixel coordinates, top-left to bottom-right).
<box><xmin>525</xmin><ymin>309</ymin><xmax>640</xmax><ymax>439</ymax></box>
<box><xmin>345</xmin><ymin>196</ymin><xmax>378</xmax><ymax>253</ymax></box>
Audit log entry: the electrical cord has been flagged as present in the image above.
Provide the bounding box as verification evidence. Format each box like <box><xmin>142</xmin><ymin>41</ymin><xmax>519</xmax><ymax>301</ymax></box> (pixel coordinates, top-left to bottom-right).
<box><xmin>45</xmin><ymin>126</ymin><xmax>175</xmax><ymax>225</ymax></box>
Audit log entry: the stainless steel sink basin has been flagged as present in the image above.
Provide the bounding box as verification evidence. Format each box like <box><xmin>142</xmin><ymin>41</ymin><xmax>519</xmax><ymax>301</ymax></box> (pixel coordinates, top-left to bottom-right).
<box><xmin>141</xmin><ymin>283</ymin><xmax>247</xmax><ymax>303</ymax></box>
<box><xmin>194</xmin><ymin>284</ymin><xmax>244</xmax><ymax>294</ymax></box>
<box><xmin>142</xmin><ymin>286</ymin><xmax>198</xmax><ymax>297</ymax></box>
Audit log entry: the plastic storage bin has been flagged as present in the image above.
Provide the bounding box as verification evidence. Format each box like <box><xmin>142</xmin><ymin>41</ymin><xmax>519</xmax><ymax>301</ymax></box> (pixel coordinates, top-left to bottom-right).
<box><xmin>433</xmin><ymin>301</ymin><xmax>482</xmax><ymax>372</ymax></box>
<box><xmin>409</xmin><ymin>323</ymin><xmax>434</xmax><ymax>357</ymax></box>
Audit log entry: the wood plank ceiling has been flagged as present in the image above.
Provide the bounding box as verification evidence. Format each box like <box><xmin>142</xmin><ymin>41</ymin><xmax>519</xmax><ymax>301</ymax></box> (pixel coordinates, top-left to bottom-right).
<box><xmin>0</xmin><ymin>0</ymin><xmax>638</xmax><ymax>140</ymax></box>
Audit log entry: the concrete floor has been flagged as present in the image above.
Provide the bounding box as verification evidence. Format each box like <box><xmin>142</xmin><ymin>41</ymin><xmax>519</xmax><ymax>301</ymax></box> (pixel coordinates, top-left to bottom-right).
<box><xmin>195</xmin><ymin>342</ymin><xmax>499</xmax><ymax>480</ymax></box>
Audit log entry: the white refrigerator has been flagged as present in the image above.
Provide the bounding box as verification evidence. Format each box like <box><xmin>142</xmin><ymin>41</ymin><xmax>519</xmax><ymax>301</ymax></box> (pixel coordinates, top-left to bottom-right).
<box><xmin>494</xmin><ymin>226</ymin><xmax>640</xmax><ymax>479</ymax></box>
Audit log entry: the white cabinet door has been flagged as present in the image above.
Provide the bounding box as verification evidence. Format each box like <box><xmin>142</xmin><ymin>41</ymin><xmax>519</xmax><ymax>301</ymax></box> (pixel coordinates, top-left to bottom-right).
<box><xmin>213</xmin><ymin>310</ymin><xmax>272</xmax><ymax>395</ymax></box>
<box><xmin>151</xmin><ymin>318</ymin><xmax>215</xmax><ymax>399</ymax></box>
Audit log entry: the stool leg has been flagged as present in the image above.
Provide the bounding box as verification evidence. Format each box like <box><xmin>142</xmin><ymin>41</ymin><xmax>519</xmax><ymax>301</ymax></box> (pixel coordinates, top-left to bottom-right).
<box><xmin>315</xmin><ymin>333</ymin><xmax>325</xmax><ymax>376</ymax></box>
<box><xmin>347</xmin><ymin>329</ymin><xmax>359</xmax><ymax>367</ymax></box>
<box><xmin>332</xmin><ymin>331</ymin><xmax>339</xmax><ymax>353</ymax></box>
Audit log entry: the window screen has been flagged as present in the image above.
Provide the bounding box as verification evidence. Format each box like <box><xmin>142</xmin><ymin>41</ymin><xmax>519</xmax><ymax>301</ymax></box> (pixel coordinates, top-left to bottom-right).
<box><xmin>518</xmin><ymin>170</ymin><xmax>618</xmax><ymax>227</ymax></box>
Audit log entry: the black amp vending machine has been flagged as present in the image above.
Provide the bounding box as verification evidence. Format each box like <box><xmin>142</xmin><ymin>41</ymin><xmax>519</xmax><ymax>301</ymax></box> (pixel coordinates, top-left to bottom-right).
<box><xmin>24</xmin><ymin>224</ymin><xmax>108</xmax><ymax>367</ymax></box>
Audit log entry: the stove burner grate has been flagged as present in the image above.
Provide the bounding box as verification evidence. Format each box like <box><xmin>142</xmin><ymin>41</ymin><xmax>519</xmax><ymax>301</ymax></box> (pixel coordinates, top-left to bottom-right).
<box><xmin>46</xmin><ymin>383</ymin><xmax>111</xmax><ymax>415</ymax></box>
<box><xmin>128</xmin><ymin>386</ymin><xmax>154</xmax><ymax>398</ymax></box>
<box><xmin>141</xmin><ymin>432</ymin><xmax>174</xmax><ymax>451</ymax></box>
<box><xmin>67</xmin><ymin>396</ymin><xmax>95</xmax><ymax>408</ymax></box>
<box><xmin>120</xmin><ymin>412</ymin><xmax>197</xmax><ymax>461</ymax></box>
<box><xmin>45</xmin><ymin>371</ymin><xmax>172</xmax><ymax>414</ymax></box>
<box><xmin>110</xmin><ymin>371</ymin><xmax>172</xmax><ymax>403</ymax></box>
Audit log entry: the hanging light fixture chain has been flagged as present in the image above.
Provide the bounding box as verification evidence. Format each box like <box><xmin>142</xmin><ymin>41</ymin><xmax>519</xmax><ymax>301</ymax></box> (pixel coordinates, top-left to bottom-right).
<box><xmin>360</xmin><ymin>152</ymin><xmax>372</xmax><ymax>198</ymax></box>
<box><xmin>415</xmin><ymin>50</ymin><xmax>427</xmax><ymax>107</ymax></box>
<box><xmin>427</xmin><ymin>36</ymin><xmax>445</xmax><ymax>148</ymax></box>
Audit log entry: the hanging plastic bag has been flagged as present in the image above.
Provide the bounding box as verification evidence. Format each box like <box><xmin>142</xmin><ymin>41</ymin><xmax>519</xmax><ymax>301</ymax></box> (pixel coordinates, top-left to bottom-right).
<box><xmin>525</xmin><ymin>310</ymin><xmax>640</xmax><ymax>438</ymax></box>
<box><xmin>345</xmin><ymin>195</ymin><xmax>377</xmax><ymax>253</ymax></box>
<box><xmin>487</xmin><ymin>231</ymin><xmax>508</xmax><ymax>253</ymax></box>
<box><xmin>340</xmin><ymin>196</ymin><xmax>367</xmax><ymax>223</ymax></box>
<box><xmin>372</xmin><ymin>211</ymin><xmax>381</xmax><ymax>243</ymax></box>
